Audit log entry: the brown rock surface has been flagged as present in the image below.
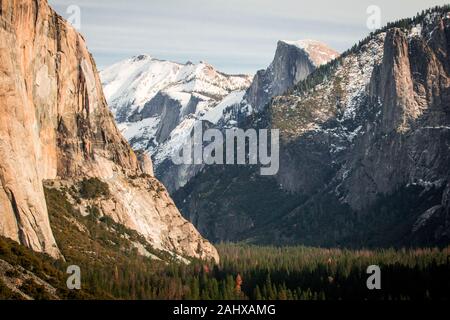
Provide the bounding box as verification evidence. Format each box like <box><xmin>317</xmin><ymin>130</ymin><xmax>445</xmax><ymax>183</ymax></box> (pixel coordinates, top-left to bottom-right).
<box><xmin>0</xmin><ymin>0</ymin><xmax>218</xmax><ymax>262</ymax></box>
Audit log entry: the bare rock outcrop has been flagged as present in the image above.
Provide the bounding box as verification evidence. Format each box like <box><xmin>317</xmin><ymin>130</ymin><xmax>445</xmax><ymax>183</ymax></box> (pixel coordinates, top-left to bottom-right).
<box><xmin>244</xmin><ymin>40</ymin><xmax>338</xmax><ymax>112</ymax></box>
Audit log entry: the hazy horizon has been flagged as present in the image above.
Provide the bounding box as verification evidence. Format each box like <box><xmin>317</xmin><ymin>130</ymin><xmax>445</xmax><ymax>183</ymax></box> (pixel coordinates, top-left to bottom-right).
<box><xmin>49</xmin><ymin>0</ymin><xmax>449</xmax><ymax>74</ymax></box>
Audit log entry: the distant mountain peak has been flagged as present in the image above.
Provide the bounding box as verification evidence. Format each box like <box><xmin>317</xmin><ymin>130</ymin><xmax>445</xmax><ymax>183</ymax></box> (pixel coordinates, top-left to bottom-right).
<box><xmin>279</xmin><ymin>39</ymin><xmax>339</xmax><ymax>66</ymax></box>
<box><xmin>243</xmin><ymin>39</ymin><xmax>337</xmax><ymax>113</ymax></box>
<box><xmin>101</xmin><ymin>55</ymin><xmax>253</xmax><ymax>191</ymax></box>
<box><xmin>101</xmin><ymin>55</ymin><xmax>252</xmax><ymax>122</ymax></box>
<box><xmin>132</xmin><ymin>54</ymin><xmax>152</xmax><ymax>62</ymax></box>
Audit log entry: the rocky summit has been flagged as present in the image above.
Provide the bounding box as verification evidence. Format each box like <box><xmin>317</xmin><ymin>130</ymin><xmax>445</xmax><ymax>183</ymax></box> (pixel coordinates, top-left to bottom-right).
<box><xmin>244</xmin><ymin>39</ymin><xmax>338</xmax><ymax>113</ymax></box>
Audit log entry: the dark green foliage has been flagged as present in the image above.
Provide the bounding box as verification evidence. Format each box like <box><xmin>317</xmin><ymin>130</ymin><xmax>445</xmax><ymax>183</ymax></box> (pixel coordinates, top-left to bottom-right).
<box><xmin>44</xmin><ymin>187</ymin><xmax>180</xmax><ymax>299</ymax></box>
<box><xmin>174</xmin><ymin>165</ymin><xmax>304</xmax><ymax>243</ymax></box>
<box><xmin>19</xmin><ymin>279</ymin><xmax>53</xmax><ymax>300</ymax></box>
<box><xmin>0</xmin><ymin>237</ymin><xmax>61</xmax><ymax>284</ymax></box>
<box><xmin>217</xmin><ymin>244</ymin><xmax>450</xmax><ymax>300</ymax></box>
<box><xmin>351</xmin><ymin>184</ymin><xmax>448</xmax><ymax>247</ymax></box>
<box><xmin>1</xmin><ymin>235</ymin><xmax>449</xmax><ymax>300</ymax></box>
<box><xmin>79</xmin><ymin>177</ymin><xmax>110</xmax><ymax>199</ymax></box>
<box><xmin>261</xmin><ymin>183</ymin><xmax>447</xmax><ymax>248</ymax></box>
<box><xmin>0</xmin><ymin>236</ymin><xmax>92</xmax><ymax>300</ymax></box>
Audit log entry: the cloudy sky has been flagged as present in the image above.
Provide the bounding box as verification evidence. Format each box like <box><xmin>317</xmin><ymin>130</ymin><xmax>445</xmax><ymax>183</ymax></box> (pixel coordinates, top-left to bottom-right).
<box><xmin>49</xmin><ymin>0</ymin><xmax>448</xmax><ymax>74</ymax></box>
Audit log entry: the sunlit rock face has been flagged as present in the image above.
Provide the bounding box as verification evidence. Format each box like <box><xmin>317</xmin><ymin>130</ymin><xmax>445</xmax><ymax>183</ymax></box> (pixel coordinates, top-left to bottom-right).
<box><xmin>0</xmin><ymin>0</ymin><xmax>218</xmax><ymax>263</ymax></box>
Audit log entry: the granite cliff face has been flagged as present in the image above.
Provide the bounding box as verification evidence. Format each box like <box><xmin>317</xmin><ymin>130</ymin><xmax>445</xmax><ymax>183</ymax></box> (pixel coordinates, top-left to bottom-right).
<box><xmin>174</xmin><ymin>7</ymin><xmax>450</xmax><ymax>247</ymax></box>
<box><xmin>0</xmin><ymin>0</ymin><xmax>218</xmax><ymax>262</ymax></box>
<box><xmin>244</xmin><ymin>40</ymin><xmax>338</xmax><ymax>112</ymax></box>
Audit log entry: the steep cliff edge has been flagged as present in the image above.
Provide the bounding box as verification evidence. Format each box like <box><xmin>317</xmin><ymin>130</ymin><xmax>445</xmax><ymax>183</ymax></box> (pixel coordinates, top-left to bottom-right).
<box><xmin>244</xmin><ymin>40</ymin><xmax>338</xmax><ymax>112</ymax></box>
<box><xmin>0</xmin><ymin>0</ymin><xmax>218</xmax><ymax>262</ymax></box>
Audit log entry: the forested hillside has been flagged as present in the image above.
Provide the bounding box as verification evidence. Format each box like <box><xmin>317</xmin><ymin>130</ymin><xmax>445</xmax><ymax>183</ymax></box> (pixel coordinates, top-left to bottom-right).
<box><xmin>2</xmin><ymin>223</ymin><xmax>449</xmax><ymax>300</ymax></box>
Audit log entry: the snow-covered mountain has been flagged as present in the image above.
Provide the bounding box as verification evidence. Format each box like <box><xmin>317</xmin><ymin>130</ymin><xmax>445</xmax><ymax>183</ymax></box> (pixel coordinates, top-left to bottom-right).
<box><xmin>101</xmin><ymin>55</ymin><xmax>251</xmax><ymax>122</ymax></box>
<box><xmin>101</xmin><ymin>56</ymin><xmax>252</xmax><ymax>191</ymax></box>
<box><xmin>101</xmin><ymin>40</ymin><xmax>338</xmax><ymax>192</ymax></box>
